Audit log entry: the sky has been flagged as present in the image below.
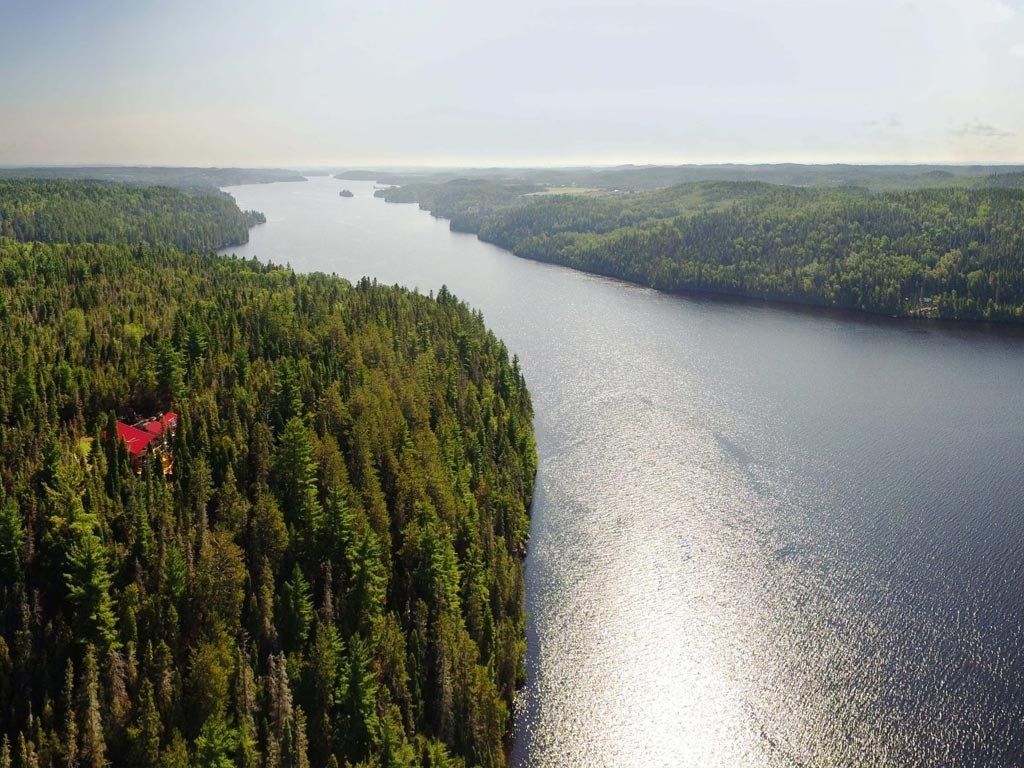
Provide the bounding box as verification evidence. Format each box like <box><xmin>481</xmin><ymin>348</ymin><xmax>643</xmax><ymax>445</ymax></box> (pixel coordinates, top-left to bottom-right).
<box><xmin>1</xmin><ymin>0</ymin><xmax>1022</xmax><ymax>167</ymax></box>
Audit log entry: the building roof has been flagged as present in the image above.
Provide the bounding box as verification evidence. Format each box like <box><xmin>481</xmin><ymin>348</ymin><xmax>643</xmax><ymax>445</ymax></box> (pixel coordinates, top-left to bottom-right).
<box><xmin>116</xmin><ymin>421</ymin><xmax>157</xmax><ymax>456</ymax></box>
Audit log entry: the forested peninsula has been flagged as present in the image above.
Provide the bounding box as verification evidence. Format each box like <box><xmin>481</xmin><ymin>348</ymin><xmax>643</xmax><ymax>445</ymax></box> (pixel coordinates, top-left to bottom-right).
<box><xmin>0</xmin><ymin>180</ymin><xmax>265</xmax><ymax>252</ymax></box>
<box><xmin>378</xmin><ymin>179</ymin><xmax>1024</xmax><ymax>322</ymax></box>
<box><xmin>343</xmin><ymin>163</ymin><xmax>1024</xmax><ymax>191</ymax></box>
<box><xmin>0</xmin><ymin>167</ymin><xmax>306</xmax><ymax>189</ymax></box>
<box><xmin>0</xmin><ymin>184</ymin><xmax>537</xmax><ymax>767</ymax></box>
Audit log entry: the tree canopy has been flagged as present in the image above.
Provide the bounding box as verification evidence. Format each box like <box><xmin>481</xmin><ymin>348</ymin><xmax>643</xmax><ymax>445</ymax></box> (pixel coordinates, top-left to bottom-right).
<box><xmin>0</xmin><ymin>167</ymin><xmax>305</xmax><ymax>189</ymax></box>
<box><xmin>381</xmin><ymin>179</ymin><xmax>1024</xmax><ymax>322</ymax></box>
<box><xmin>0</xmin><ymin>180</ymin><xmax>265</xmax><ymax>252</ymax></box>
<box><xmin>0</xmin><ymin>231</ymin><xmax>536</xmax><ymax>765</ymax></box>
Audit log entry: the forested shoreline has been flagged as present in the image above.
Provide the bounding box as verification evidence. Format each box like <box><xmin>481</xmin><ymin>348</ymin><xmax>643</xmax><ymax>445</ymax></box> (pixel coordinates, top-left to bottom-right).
<box><xmin>0</xmin><ymin>180</ymin><xmax>266</xmax><ymax>252</ymax></box>
<box><xmin>379</xmin><ymin>179</ymin><xmax>1024</xmax><ymax>323</ymax></box>
<box><xmin>0</xmin><ymin>183</ymin><xmax>537</xmax><ymax>767</ymax></box>
<box><xmin>343</xmin><ymin>163</ymin><xmax>1024</xmax><ymax>191</ymax></box>
<box><xmin>0</xmin><ymin>167</ymin><xmax>306</xmax><ymax>189</ymax></box>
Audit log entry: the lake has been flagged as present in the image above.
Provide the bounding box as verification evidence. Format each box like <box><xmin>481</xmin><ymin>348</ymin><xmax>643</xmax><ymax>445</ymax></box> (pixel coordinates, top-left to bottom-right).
<box><xmin>222</xmin><ymin>175</ymin><xmax>1024</xmax><ymax>767</ymax></box>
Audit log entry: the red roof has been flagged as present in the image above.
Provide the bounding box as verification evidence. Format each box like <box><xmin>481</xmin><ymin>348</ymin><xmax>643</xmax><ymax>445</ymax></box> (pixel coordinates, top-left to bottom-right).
<box><xmin>162</xmin><ymin>412</ymin><xmax>178</xmax><ymax>429</ymax></box>
<box><xmin>116</xmin><ymin>422</ymin><xmax>157</xmax><ymax>456</ymax></box>
<box><xmin>144</xmin><ymin>421</ymin><xmax>164</xmax><ymax>435</ymax></box>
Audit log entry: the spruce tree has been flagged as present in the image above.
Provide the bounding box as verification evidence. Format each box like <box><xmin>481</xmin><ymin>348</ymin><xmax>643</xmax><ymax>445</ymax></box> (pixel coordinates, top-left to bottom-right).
<box><xmin>77</xmin><ymin>648</ymin><xmax>106</xmax><ymax>768</ymax></box>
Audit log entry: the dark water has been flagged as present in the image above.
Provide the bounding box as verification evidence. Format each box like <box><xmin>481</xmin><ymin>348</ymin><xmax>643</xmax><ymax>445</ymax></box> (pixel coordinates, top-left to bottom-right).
<box><xmin>222</xmin><ymin>176</ymin><xmax>1024</xmax><ymax>767</ymax></box>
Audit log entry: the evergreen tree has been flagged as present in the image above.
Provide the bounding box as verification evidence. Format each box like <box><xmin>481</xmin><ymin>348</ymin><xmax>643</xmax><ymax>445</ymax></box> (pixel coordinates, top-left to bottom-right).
<box><xmin>126</xmin><ymin>679</ymin><xmax>161</xmax><ymax>768</ymax></box>
<box><xmin>278</xmin><ymin>565</ymin><xmax>314</xmax><ymax>652</ymax></box>
<box><xmin>274</xmin><ymin>417</ymin><xmax>323</xmax><ymax>557</ymax></box>
<box><xmin>0</xmin><ymin>231</ymin><xmax>536</xmax><ymax>768</ymax></box>
<box><xmin>64</xmin><ymin>534</ymin><xmax>118</xmax><ymax>650</ymax></box>
<box><xmin>77</xmin><ymin>649</ymin><xmax>106</xmax><ymax>768</ymax></box>
<box><xmin>192</xmin><ymin>716</ymin><xmax>237</xmax><ymax>768</ymax></box>
<box><xmin>60</xmin><ymin>660</ymin><xmax>78</xmax><ymax>768</ymax></box>
<box><xmin>0</xmin><ymin>495</ymin><xmax>24</xmax><ymax>587</ymax></box>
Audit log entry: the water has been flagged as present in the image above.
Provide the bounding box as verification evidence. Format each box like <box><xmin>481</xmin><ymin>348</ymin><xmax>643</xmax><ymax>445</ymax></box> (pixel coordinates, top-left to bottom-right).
<box><xmin>221</xmin><ymin>176</ymin><xmax>1024</xmax><ymax>767</ymax></box>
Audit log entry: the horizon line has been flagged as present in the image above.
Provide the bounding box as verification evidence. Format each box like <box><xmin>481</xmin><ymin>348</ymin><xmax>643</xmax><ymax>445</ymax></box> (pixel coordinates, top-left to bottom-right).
<box><xmin>3</xmin><ymin>159</ymin><xmax>1024</xmax><ymax>171</ymax></box>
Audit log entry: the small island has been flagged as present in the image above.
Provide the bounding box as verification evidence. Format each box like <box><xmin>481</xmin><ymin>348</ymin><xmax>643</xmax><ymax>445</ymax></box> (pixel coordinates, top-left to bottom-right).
<box><xmin>339</xmin><ymin>188</ymin><xmax>354</xmax><ymax>197</ymax></box>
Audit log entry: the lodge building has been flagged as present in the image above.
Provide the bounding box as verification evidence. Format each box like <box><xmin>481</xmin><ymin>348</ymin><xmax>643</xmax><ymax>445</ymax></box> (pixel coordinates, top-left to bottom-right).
<box><xmin>115</xmin><ymin>411</ymin><xmax>178</xmax><ymax>475</ymax></box>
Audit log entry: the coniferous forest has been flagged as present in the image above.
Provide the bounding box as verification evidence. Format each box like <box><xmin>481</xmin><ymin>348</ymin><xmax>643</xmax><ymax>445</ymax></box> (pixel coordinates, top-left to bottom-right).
<box><xmin>379</xmin><ymin>179</ymin><xmax>1024</xmax><ymax>322</ymax></box>
<box><xmin>0</xmin><ymin>168</ymin><xmax>306</xmax><ymax>190</ymax></box>
<box><xmin>0</xmin><ymin>180</ymin><xmax>265</xmax><ymax>252</ymax></box>
<box><xmin>0</xmin><ymin>188</ymin><xmax>536</xmax><ymax>767</ymax></box>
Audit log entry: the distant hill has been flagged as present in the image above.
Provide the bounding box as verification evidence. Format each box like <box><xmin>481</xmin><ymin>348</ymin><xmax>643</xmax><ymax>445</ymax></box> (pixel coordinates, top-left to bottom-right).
<box><xmin>347</xmin><ymin>163</ymin><xmax>1024</xmax><ymax>191</ymax></box>
<box><xmin>0</xmin><ymin>178</ymin><xmax>264</xmax><ymax>251</ymax></box>
<box><xmin>967</xmin><ymin>172</ymin><xmax>1024</xmax><ymax>189</ymax></box>
<box><xmin>335</xmin><ymin>170</ymin><xmax>386</xmax><ymax>181</ymax></box>
<box><xmin>380</xmin><ymin>178</ymin><xmax>1024</xmax><ymax>323</ymax></box>
<box><xmin>0</xmin><ymin>165</ymin><xmax>306</xmax><ymax>189</ymax></box>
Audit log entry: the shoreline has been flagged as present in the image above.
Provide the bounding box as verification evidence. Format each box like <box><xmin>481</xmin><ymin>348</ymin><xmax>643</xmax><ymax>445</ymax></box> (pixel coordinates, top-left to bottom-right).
<box><xmin>379</xmin><ymin>197</ymin><xmax>1024</xmax><ymax>339</ymax></box>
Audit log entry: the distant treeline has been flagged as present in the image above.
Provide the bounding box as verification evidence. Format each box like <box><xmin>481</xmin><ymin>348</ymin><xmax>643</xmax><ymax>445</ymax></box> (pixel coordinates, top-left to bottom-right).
<box><xmin>0</xmin><ymin>166</ymin><xmax>306</xmax><ymax>189</ymax></box>
<box><xmin>349</xmin><ymin>163</ymin><xmax>1024</xmax><ymax>192</ymax></box>
<box><xmin>0</xmin><ymin>179</ymin><xmax>265</xmax><ymax>252</ymax></box>
<box><xmin>380</xmin><ymin>179</ymin><xmax>1024</xmax><ymax>322</ymax></box>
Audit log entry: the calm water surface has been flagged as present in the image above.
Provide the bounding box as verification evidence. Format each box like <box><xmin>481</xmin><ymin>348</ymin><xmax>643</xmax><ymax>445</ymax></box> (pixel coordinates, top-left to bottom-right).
<box><xmin>222</xmin><ymin>176</ymin><xmax>1024</xmax><ymax>767</ymax></box>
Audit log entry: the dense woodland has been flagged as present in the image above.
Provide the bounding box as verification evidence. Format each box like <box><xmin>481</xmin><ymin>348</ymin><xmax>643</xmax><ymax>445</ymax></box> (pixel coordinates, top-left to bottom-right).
<box><xmin>0</xmin><ymin>190</ymin><xmax>536</xmax><ymax>766</ymax></box>
<box><xmin>380</xmin><ymin>179</ymin><xmax>1024</xmax><ymax>322</ymax></box>
<box><xmin>0</xmin><ymin>168</ymin><xmax>305</xmax><ymax>190</ymax></box>
<box><xmin>346</xmin><ymin>163</ymin><xmax>1024</xmax><ymax>192</ymax></box>
<box><xmin>0</xmin><ymin>180</ymin><xmax>265</xmax><ymax>252</ymax></box>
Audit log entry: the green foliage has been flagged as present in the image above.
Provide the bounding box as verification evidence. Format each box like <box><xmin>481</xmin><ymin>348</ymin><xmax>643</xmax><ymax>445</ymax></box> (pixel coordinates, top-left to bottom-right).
<box><xmin>278</xmin><ymin>566</ymin><xmax>315</xmax><ymax>651</ymax></box>
<box><xmin>0</xmin><ymin>166</ymin><xmax>305</xmax><ymax>188</ymax></box>
<box><xmin>77</xmin><ymin>648</ymin><xmax>106</xmax><ymax>768</ymax></box>
<box><xmin>384</xmin><ymin>179</ymin><xmax>1024</xmax><ymax>322</ymax></box>
<box><xmin>275</xmin><ymin>417</ymin><xmax>324</xmax><ymax>557</ymax></box>
<box><xmin>0</xmin><ymin>236</ymin><xmax>536</xmax><ymax>767</ymax></box>
<box><xmin>0</xmin><ymin>496</ymin><xmax>23</xmax><ymax>585</ymax></box>
<box><xmin>64</xmin><ymin>532</ymin><xmax>118</xmax><ymax>650</ymax></box>
<box><xmin>363</xmin><ymin>163</ymin><xmax>1024</xmax><ymax>191</ymax></box>
<box><xmin>381</xmin><ymin>180</ymin><xmax>541</xmax><ymax>233</ymax></box>
<box><xmin>0</xmin><ymin>179</ymin><xmax>262</xmax><ymax>251</ymax></box>
<box><xmin>126</xmin><ymin>679</ymin><xmax>162</xmax><ymax>768</ymax></box>
<box><xmin>194</xmin><ymin>716</ymin><xmax>239</xmax><ymax>768</ymax></box>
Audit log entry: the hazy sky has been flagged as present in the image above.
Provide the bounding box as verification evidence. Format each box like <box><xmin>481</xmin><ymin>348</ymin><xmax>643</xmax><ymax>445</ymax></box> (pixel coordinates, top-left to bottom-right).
<box><xmin>1</xmin><ymin>0</ymin><xmax>1022</xmax><ymax>166</ymax></box>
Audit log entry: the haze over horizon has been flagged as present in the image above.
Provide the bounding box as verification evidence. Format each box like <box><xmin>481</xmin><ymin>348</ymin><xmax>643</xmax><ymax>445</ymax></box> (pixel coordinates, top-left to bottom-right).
<box><xmin>2</xmin><ymin>0</ymin><xmax>1023</xmax><ymax>167</ymax></box>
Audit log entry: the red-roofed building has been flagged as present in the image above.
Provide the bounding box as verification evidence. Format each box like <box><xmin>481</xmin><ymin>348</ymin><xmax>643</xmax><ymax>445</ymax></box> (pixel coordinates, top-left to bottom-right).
<box><xmin>141</xmin><ymin>412</ymin><xmax>178</xmax><ymax>436</ymax></box>
<box><xmin>115</xmin><ymin>411</ymin><xmax>178</xmax><ymax>475</ymax></box>
<box><xmin>116</xmin><ymin>422</ymin><xmax>158</xmax><ymax>456</ymax></box>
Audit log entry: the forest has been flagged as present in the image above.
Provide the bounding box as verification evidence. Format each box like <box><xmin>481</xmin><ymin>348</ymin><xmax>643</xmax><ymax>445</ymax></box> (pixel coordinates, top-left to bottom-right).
<box><xmin>0</xmin><ymin>168</ymin><xmax>306</xmax><ymax>189</ymax></box>
<box><xmin>0</xmin><ymin>189</ymin><xmax>537</xmax><ymax>766</ymax></box>
<box><xmin>344</xmin><ymin>163</ymin><xmax>1024</xmax><ymax>192</ymax></box>
<box><xmin>0</xmin><ymin>180</ymin><xmax>265</xmax><ymax>252</ymax></box>
<box><xmin>379</xmin><ymin>179</ymin><xmax>1024</xmax><ymax>322</ymax></box>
